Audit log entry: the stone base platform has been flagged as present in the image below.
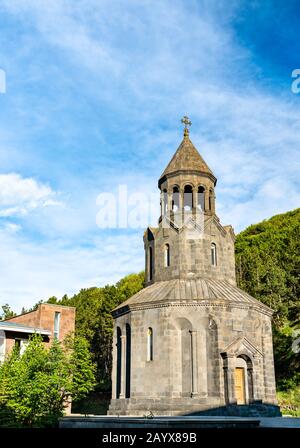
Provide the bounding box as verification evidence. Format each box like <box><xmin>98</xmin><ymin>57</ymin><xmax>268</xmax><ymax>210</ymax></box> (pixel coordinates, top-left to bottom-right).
<box><xmin>108</xmin><ymin>398</ymin><xmax>281</xmax><ymax>417</ymax></box>
<box><xmin>59</xmin><ymin>415</ymin><xmax>260</xmax><ymax>429</ymax></box>
<box><xmin>59</xmin><ymin>415</ymin><xmax>300</xmax><ymax>429</ymax></box>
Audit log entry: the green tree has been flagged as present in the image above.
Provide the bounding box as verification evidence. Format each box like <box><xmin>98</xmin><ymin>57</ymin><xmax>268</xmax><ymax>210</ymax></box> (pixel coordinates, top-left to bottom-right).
<box><xmin>45</xmin><ymin>272</ymin><xmax>145</xmax><ymax>391</ymax></box>
<box><xmin>0</xmin><ymin>304</ymin><xmax>16</xmax><ymax>320</ymax></box>
<box><xmin>0</xmin><ymin>334</ymin><xmax>95</xmax><ymax>427</ymax></box>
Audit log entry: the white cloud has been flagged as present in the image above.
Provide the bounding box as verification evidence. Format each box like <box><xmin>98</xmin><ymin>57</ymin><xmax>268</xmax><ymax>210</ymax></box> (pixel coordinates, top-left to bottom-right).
<box><xmin>218</xmin><ymin>177</ymin><xmax>300</xmax><ymax>231</ymax></box>
<box><xmin>0</xmin><ymin>173</ymin><xmax>63</xmax><ymax>217</ymax></box>
<box><xmin>0</xmin><ymin>0</ymin><xmax>299</xmax><ymax>310</ymax></box>
<box><xmin>0</xmin><ymin>227</ymin><xmax>144</xmax><ymax>313</ymax></box>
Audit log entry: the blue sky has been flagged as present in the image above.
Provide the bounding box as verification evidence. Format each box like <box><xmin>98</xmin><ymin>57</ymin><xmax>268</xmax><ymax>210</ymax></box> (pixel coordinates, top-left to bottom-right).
<box><xmin>0</xmin><ymin>0</ymin><xmax>299</xmax><ymax>311</ymax></box>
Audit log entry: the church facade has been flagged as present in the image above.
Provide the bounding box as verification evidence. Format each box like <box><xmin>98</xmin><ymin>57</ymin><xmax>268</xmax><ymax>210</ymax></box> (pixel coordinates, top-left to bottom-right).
<box><xmin>108</xmin><ymin>119</ymin><xmax>280</xmax><ymax>416</ymax></box>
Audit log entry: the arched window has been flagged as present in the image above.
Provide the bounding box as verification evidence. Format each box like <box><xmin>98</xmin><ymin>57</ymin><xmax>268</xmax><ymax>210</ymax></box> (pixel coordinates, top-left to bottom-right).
<box><xmin>211</xmin><ymin>243</ymin><xmax>217</xmax><ymax>266</ymax></box>
<box><xmin>172</xmin><ymin>186</ymin><xmax>180</xmax><ymax>211</ymax></box>
<box><xmin>197</xmin><ymin>186</ymin><xmax>205</xmax><ymax>211</ymax></box>
<box><xmin>184</xmin><ymin>185</ymin><xmax>193</xmax><ymax>210</ymax></box>
<box><xmin>164</xmin><ymin>244</ymin><xmax>170</xmax><ymax>267</ymax></box>
<box><xmin>147</xmin><ymin>327</ymin><xmax>153</xmax><ymax>361</ymax></box>
<box><xmin>149</xmin><ymin>247</ymin><xmax>153</xmax><ymax>281</ymax></box>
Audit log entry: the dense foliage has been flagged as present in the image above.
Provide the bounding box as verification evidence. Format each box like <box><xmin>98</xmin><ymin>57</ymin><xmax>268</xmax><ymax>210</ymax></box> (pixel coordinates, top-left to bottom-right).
<box><xmin>0</xmin><ymin>304</ymin><xmax>16</xmax><ymax>320</ymax></box>
<box><xmin>0</xmin><ymin>334</ymin><xmax>95</xmax><ymax>427</ymax></box>
<box><xmin>46</xmin><ymin>272</ymin><xmax>145</xmax><ymax>391</ymax></box>
<box><xmin>235</xmin><ymin>208</ymin><xmax>300</xmax><ymax>389</ymax></box>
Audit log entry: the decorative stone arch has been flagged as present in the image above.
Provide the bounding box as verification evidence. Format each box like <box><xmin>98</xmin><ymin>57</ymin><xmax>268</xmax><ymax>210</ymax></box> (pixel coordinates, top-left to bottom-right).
<box><xmin>221</xmin><ymin>337</ymin><xmax>262</xmax><ymax>405</ymax></box>
<box><xmin>172</xmin><ymin>317</ymin><xmax>197</xmax><ymax>397</ymax></box>
<box><xmin>182</xmin><ymin>181</ymin><xmax>196</xmax><ymax>189</ymax></box>
<box><xmin>206</xmin><ymin>315</ymin><xmax>220</xmax><ymax>397</ymax></box>
<box><xmin>116</xmin><ymin>326</ymin><xmax>122</xmax><ymax>399</ymax></box>
<box><xmin>125</xmin><ymin>323</ymin><xmax>131</xmax><ymax>399</ymax></box>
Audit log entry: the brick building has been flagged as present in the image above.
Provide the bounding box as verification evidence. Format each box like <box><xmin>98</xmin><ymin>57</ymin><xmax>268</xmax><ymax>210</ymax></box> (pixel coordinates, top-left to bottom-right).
<box><xmin>0</xmin><ymin>303</ymin><xmax>75</xmax><ymax>362</ymax></box>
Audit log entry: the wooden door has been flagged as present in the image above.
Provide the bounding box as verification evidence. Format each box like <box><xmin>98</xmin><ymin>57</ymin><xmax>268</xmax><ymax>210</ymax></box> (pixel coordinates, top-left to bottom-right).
<box><xmin>235</xmin><ymin>367</ymin><xmax>246</xmax><ymax>404</ymax></box>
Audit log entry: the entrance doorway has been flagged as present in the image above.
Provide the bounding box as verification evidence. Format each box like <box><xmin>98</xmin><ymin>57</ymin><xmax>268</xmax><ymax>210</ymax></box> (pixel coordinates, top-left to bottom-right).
<box><xmin>235</xmin><ymin>367</ymin><xmax>246</xmax><ymax>404</ymax></box>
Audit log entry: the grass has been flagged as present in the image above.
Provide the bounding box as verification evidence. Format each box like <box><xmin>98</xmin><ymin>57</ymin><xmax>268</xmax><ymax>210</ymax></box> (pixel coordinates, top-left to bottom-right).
<box><xmin>277</xmin><ymin>387</ymin><xmax>300</xmax><ymax>417</ymax></box>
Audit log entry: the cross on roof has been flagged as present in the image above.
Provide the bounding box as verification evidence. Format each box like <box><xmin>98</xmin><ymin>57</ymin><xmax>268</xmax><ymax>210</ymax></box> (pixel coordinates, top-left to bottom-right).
<box><xmin>181</xmin><ymin>116</ymin><xmax>192</xmax><ymax>136</ymax></box>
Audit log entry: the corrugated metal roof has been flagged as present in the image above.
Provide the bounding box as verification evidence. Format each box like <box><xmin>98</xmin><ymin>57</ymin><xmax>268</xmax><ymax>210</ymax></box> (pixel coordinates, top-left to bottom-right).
<box><xmin>113</xmin><ymin>278</ymin><xmax>272</xmax><ymax>315</ymax></box>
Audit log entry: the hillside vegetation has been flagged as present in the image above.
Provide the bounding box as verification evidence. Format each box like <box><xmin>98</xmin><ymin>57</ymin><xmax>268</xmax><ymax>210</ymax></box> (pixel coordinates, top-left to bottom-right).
<box><xmin>235</xmin><ymin>208</ymin><xmax>300</xmax><ymax>387</ymax></box>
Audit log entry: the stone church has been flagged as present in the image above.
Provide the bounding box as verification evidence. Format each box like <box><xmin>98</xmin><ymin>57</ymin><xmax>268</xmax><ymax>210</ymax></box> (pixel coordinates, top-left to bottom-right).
<box><xmin>108</xmin><ymin>118</ymin><xmax>280</xmax><ymax>417</ymax></box>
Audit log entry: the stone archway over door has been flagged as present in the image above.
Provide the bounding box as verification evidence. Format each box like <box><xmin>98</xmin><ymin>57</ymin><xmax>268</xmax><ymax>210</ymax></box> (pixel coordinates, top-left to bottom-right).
<box><xmin>221</xmin><ymin>337</ymin><xmax>261</xmax><ymax>405</ymax></box>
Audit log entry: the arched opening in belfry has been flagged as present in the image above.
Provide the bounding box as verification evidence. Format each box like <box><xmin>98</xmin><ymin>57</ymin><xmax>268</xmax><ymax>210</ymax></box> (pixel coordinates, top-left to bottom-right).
<box><xmin>197</xmin><ymin>186</ymin><xmax>205</xmax><ymax>211</ymax></box>
<box><xmin>148</xmin><ymin>246</ymin><xmax>153</xmax><ymax>281</ymax></box>
<box><xmin>116</xmin><ymin>327</ymin><xmax>122</xmax><ymax>399</ymax></box>
<box><xmin>164</xmin><ymin>243</ymin><xmax>170</xmax><ymax>267</ymax></box>
<box><xmin>183</xmin><ymin>185</ymin><xmax>193</xmax><ymax>211</ymax></box>
<box><xmin>125</xmin><ymin>324</ymin><xmax>131</xmax><ymax>398</ymax></box>
<box><xmin>172</xmin><ymin>186</ymin><xmax>180</xmax><ymax>211</ymax></box>
<box><xmin>163</xmin><ymin>189</ymin><xmax>168</xmax><ymax>215</ymax></box>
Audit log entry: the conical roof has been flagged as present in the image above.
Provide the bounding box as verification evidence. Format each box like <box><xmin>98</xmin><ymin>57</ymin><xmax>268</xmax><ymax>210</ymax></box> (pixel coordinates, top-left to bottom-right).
<box><xmin>159</xmin><ymin>133</ymin><xmax>216</xmax><ymax>186</ymax></box>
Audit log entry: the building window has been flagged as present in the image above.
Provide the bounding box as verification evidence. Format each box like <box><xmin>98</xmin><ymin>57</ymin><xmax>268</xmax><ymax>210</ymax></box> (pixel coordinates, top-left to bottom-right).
<box><xmin>20</xmin><ymin>339</ymin><xmax>28</xmax><ymax>355</ymax></box>
<box><xmin>54</xmin><ymin>311</ymin><xmax>61</xmax><ymax>340</ymax></box>
<box><xmin>147</xmin><ymin>327</ymin><xmax>153</xmax><ymax>361</ymax></box>
<box><xmin>14</xmin><ymin>338</ymin><xmax>28</xmax><ymax>356</ymax></box>
<box><xmin>0</xmin><ymin>330</ymin><xmax>5</xmax><ymax>363</ymax></box>
<box><xmin>164</xmin><ymin>244</ymin><xmax>170</xmax><ymax>267</ymax></box>
<box><xmin>149</xmin><ymin>247</ymin><xmax>153</xmax><ymax>281</ymax></box>
<box><xmin>14</xmin><ymin>339</ymin><xmax>21</xmax><ymax>353</ymax></box>
<box><xmin>211</xmin><ymin>243</ymin><xmax>217</xmax><ymax>266</ymax></box>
